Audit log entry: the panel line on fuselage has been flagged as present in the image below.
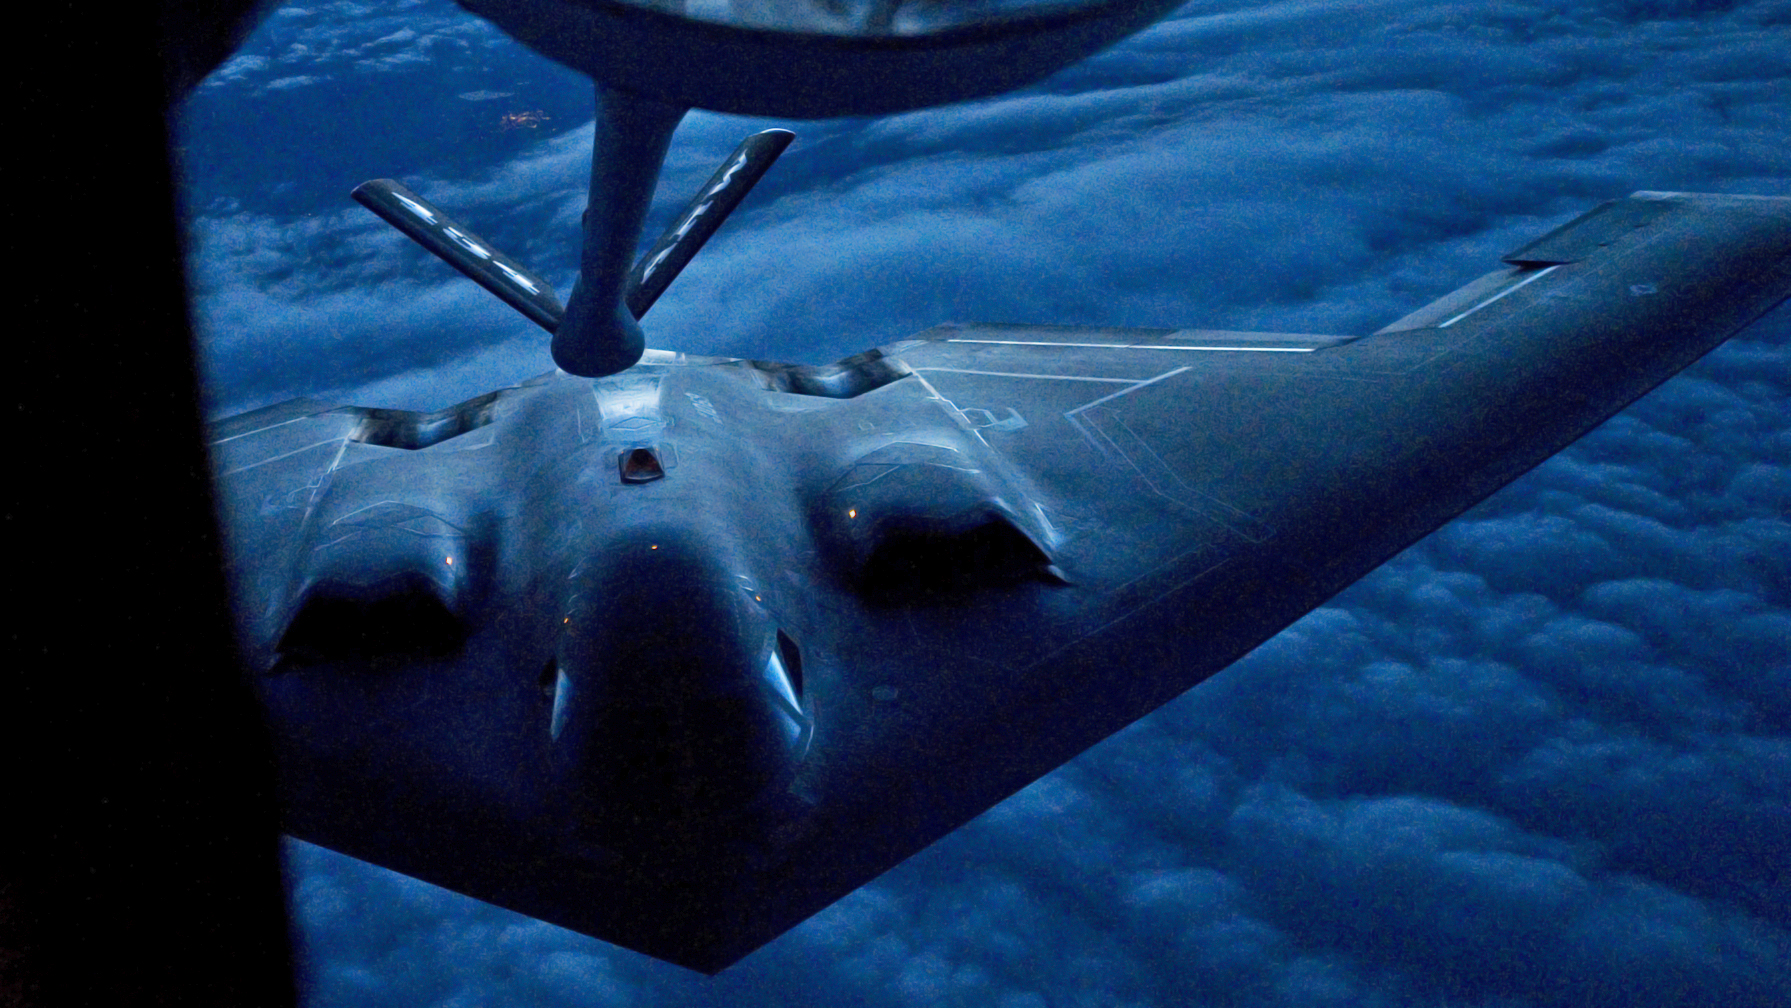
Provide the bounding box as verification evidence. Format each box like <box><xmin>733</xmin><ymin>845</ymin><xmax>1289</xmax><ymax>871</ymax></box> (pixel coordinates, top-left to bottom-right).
<box><xmin>945</xmin><ymin>338</ymin><xmax>1317</xmax><ymax>352</ymax></box>
<box><xmin>209</xmin><ymin>411</ymin><xmax>321</xmax><ymax>445</ymax></box>
<box><xmin>913</xmin><ymin>367</ymin><xmax>1147</xmax><ymax>383</ymax></box>
<box><xmin>1438</xmin><ymin>264</ymin><xmax>1561</xmax><ymax>328</ymax></box>
<box><xmin>1062</xmin><ymin>366</ymin><xmax>1192</xmax><ymax>458</ymax></box>
<box><xmin>216</xmin><ymin>436</ymin><xmax>350</xmax><ymax>477</ymax></box>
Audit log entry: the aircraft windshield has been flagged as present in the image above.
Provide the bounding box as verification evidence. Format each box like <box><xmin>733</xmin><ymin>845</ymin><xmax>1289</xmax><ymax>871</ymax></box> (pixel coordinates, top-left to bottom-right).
<box><xmin>625</xmin><ymin>0</ymin><xmax>1098</xmax><ymax>35</ymax></box>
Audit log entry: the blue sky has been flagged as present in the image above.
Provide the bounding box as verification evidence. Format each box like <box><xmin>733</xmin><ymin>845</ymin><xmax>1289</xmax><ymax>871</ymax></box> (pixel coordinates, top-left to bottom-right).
<box><xmin>175</xmin><ymin>1</ymin><xmax>1790</xmax><ymax>1005</ymax></box>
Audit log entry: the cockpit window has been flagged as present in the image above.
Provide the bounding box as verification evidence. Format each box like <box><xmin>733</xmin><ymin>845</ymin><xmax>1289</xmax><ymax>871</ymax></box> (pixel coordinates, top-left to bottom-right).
<box><xmin>776</xmin><ymin>629</ymin><xmax>804</xmax><ymax>699</ymax></box>
<box><xmin>761</xmin><ymin>635</ymin><xmax>803</xmax><ymax>714</ymax></box>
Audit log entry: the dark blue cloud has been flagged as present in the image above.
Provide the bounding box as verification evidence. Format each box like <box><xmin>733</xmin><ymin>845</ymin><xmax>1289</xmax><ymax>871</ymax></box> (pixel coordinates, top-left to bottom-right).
<box><xmin>176</xmin><ymin>1</ymin><xmax>1790</xmax><ymax>1005</ymax></box>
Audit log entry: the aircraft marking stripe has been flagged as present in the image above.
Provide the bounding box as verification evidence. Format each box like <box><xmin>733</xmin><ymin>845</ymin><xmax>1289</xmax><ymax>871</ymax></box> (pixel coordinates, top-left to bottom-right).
<box><xmin>1061</xmin><ymin>366</ymin><xmax>1192</xmax><ymax>456</ymax></box>
<box><xmin>1134</xmin><ymin>344</ymin><xmax>1313</xmax><ymax>352</ymax></box>
<box><xmin>914</xmin><ymin>367</ymin><xmax>1145</xmax><ymax>383</ymax></box>
<box><xmin>209</xmin><ymin>412</ymin><xmax>321</xmax><ymax>444</ymax></box>
<box><xmin>216</xmin><ymin>436</ymin><xmax>350</xmax><ymax>477</ymax></box>
<box><xmin>1065</xmin><ymin>366</ymin><xmax>1193</xmax><ymax>416</ymax></box>
<box><xmin>945</xmin><ymin>339</ymin><xmax>1317</xmax><ymax>352</ymax></box>
<box><xmin>1439</xmin><ymin>264</ymin><xmax>1561</xmax><ymax>328</ymax></box>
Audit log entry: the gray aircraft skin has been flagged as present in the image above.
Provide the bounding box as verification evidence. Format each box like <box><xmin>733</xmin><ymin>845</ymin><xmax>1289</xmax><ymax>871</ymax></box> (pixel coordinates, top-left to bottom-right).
<box><xmin>210</xmin><ymin>188</ymin><xmax>1791</xmax><ymax>972</ymax></box>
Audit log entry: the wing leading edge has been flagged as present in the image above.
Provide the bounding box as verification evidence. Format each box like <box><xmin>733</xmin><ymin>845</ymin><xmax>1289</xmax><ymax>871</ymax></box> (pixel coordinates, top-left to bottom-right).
<box><xmin>209</xmin><ymin>192</ymin><xmax>1790</xmax><ymax>971</ymax></box>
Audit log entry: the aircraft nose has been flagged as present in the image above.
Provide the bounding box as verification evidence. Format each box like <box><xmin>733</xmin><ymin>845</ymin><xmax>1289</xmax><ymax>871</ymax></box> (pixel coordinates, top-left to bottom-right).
<box><xmin>551</xmin><ymin>532</ymin><xmax>806</xmax><ymax>849</ymax></box>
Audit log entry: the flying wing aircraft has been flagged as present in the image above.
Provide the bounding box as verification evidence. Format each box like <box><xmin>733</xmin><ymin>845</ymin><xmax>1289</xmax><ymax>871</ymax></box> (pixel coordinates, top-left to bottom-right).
<box><xmin>212</xmin><ymin>162</ymin><xmax>1791</xmax><ymax>971</ymax></box>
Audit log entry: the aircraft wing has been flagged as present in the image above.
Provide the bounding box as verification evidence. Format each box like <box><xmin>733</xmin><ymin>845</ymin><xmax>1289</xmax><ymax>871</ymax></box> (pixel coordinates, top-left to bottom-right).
<box><xmin>210</xmin><ymin>191</ymin><xmax>1790</xmax><ymax>971</ymax></box>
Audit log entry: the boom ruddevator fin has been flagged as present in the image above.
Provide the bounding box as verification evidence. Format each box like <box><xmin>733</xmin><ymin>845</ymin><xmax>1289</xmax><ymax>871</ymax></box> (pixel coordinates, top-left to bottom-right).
<box><xmin>353</xmin><ymin>127</ymin><xmax>794</xmax><ymax>358</ymax></box>
<box><xmin>352</xmin><ymin>179</ymin><xmax>565</xmax><ymax>332</ymax></box>
<box><xmin>624</xmin><ymin>128</ymin><xmax>795</xmax><ymax>318</ymax></box>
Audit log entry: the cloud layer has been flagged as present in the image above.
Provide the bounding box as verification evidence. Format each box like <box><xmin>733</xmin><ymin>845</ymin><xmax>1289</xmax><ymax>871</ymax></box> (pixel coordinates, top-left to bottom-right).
<box><xmin>176</xmin><ymin>1</ymin><xmax>1790</xmax><ymax>1005</ymax></box>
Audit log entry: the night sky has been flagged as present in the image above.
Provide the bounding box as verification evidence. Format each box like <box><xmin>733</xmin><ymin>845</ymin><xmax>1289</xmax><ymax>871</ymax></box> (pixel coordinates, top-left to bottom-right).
<box><xmin>173</xmin><ymin>1</ymin><xmax>1790</xmax><ymax>1005</ymax></box>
